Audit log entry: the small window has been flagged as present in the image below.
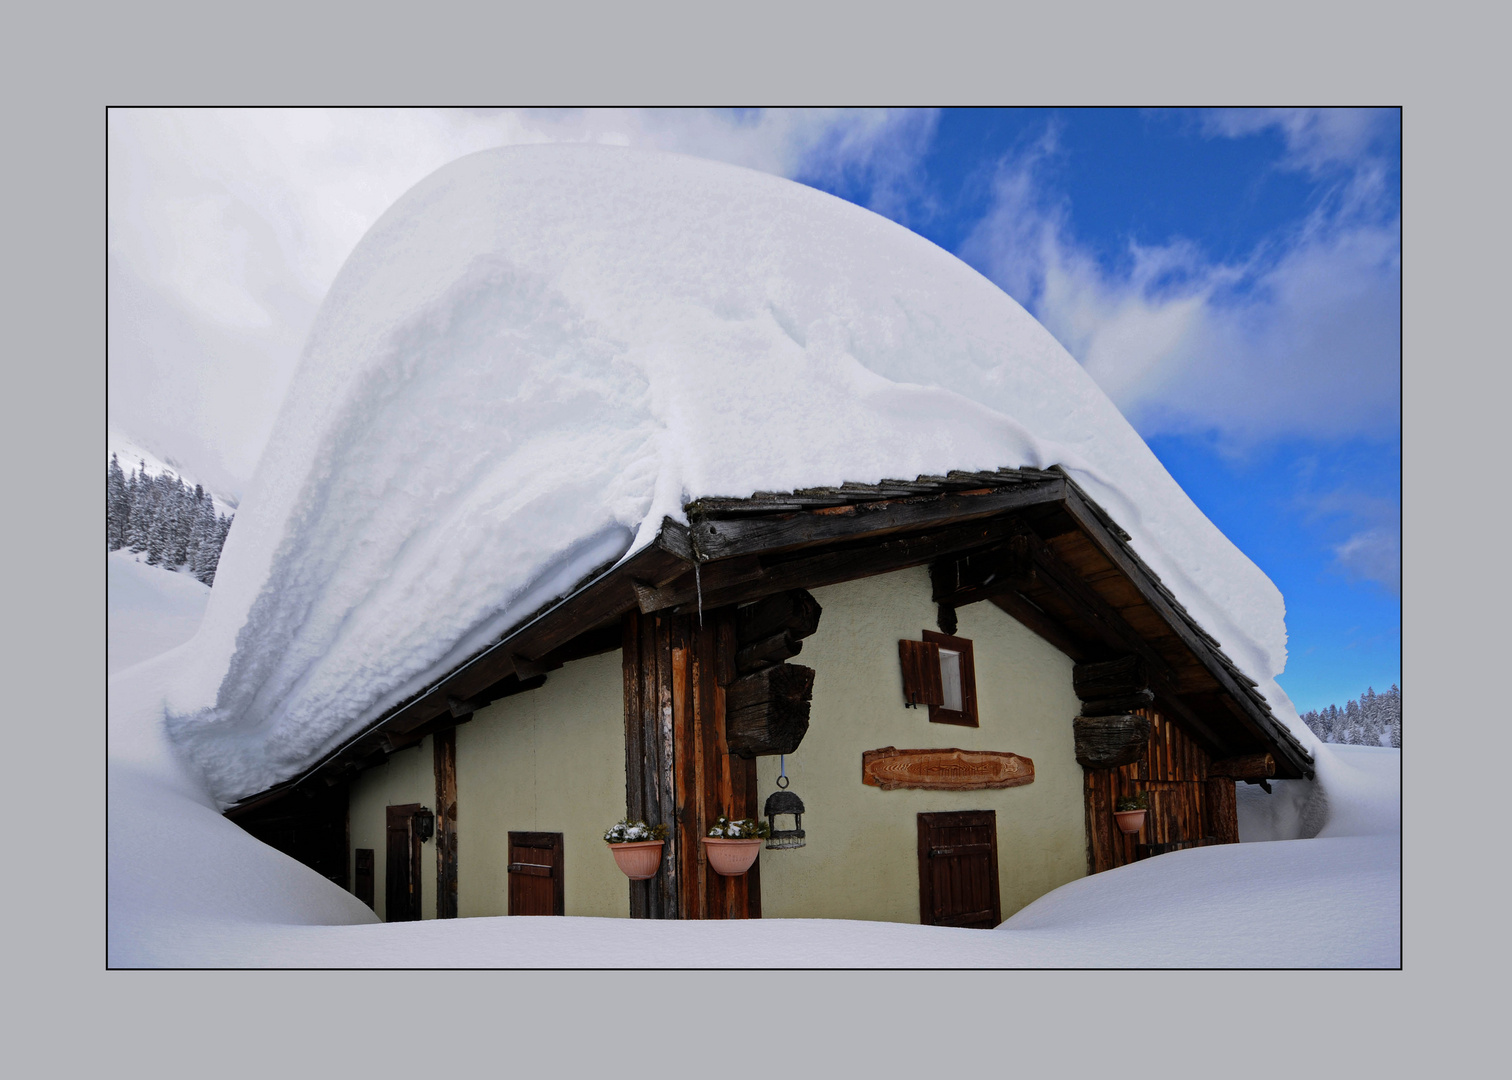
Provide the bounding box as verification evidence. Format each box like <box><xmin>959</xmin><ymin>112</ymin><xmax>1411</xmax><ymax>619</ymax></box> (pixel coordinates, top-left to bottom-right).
<box><xmin>898</xmin><ymin>631</ymin><xmax>978</xmax><ymax>727</ymax></box>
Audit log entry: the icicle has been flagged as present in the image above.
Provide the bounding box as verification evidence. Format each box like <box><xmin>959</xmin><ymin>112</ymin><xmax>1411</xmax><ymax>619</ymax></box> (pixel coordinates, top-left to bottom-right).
<box><xmin>695</xmin><ymin>558</ymin><xmax>704</xmax><ymax>627</ymax></box>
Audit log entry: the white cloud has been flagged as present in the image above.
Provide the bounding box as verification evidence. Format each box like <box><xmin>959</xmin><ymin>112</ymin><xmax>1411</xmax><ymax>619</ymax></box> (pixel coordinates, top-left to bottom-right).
<box><xmin>1333</xmin><ymin>527</ymin><xmax>1401</xmax><ymax>593</ymax></box>
<box><xmin>1201</xmin><ymin>107</ymin><xmax>1395</xmax><ymax>174</ymax></box>
<box><xmin>107</xmin><ymin>108</ymin><xmax>937</xmax><ymax>494</ymax></box>
<box><xmin>957</xmin><ymin>115</ymin><xmax>1400</xmax><ymax>450</ymax></box>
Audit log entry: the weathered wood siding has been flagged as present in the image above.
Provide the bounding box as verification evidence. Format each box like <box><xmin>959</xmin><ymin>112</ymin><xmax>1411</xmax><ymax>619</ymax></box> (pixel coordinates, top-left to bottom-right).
<box><xmin>624</xmin><ymin>609</ymin><xmax>760</xmax><ymax>920</ymax></box>
<box><xmin>1084</xmin><ymin>708</ymin><xmax>1241</xmax><ymax>874</ymax></box>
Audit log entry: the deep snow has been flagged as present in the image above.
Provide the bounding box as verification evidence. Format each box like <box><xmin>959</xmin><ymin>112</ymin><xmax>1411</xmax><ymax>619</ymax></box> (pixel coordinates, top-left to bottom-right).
<box><xmin>160</xmin><ymin>144</ymin><xmax>1322</xmax><ymax>807</ymax></box>
<box><xmin>108</xmin><ymin>550</ymin><xmax>211</xmax><ymax>675</ymax></box>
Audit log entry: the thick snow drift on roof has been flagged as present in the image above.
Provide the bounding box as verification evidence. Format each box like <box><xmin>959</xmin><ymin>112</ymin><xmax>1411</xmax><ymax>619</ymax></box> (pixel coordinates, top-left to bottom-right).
<box><xmin>167</xmin><ymin>144</ymin><xmax>1310</xmax><ymax>805</ymax></box>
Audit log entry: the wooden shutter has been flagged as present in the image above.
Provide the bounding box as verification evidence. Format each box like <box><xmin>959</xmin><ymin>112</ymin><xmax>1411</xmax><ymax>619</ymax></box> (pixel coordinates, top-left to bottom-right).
<box><xmin>917</xmin><ymin>810</ymin><xmax>1001</xmax><ymax>929</ymax></box>
<box><xmin>385</xmin><ymin>804</ymin><xmax>423</xmax><ymax>922</ymax></box>
<box><xmin>923</xmin><ymin>631</ymin><xmax>978</xmax><ymax>727</ymax></box>
<box><xmin>508</xmin><ymin>832</ymin><xmax>564</xmax><ymax>916</ymax></box>
<box><xmin>898</xmin><ymin>639</ymin><xmax>944</xmax><ymax>707</ymax></box>
<box><xmin>354</xmin><ymin>848</ymin><xmax>375</xmax><ymax>910</ymax></box>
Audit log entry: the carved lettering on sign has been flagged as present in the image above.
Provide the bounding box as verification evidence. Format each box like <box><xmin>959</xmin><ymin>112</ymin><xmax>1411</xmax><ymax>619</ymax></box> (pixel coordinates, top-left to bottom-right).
<box><xmin>861</xmin><ymin>747</ymin><xmax>1035</xmax><ymax>791</ymax></box>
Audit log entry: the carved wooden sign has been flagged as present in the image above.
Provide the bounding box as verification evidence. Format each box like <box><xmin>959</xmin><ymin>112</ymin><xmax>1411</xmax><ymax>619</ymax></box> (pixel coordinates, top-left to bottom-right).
<box><xmin>861</xmin><ymin>747</ymin><xmax>1035</xmax><ymax>791</ymax></box>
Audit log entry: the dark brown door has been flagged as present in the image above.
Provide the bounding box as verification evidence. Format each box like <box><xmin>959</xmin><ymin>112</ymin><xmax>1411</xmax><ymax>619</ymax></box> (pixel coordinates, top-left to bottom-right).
<box><xmin>917</xmin><ymin>810</ymin><xmax>1001</xmax><ymax>928</ymax></box>
<box><xmin>354</xmin><ymin>848</ymin><xmax>375</xmax><ymax>910</ymax></box>
<box><xmin>385</xmin><ymin>804</ymin><xmax>423</xmax><ymax>922</ymax></box>
<box><xmin>508</xmin><ymin>832</ymin><xmax>564</xmax><ymax>916</ymax></box>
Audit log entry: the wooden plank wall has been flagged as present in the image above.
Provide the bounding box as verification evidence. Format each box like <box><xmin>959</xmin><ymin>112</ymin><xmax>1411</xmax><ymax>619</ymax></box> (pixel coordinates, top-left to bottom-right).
<box><xmin>624</xmin><ymin>609</ymin><xmax>760</xmax><ymax>919</ymax></box>
<box><xmin>1084</xmin><ymin>709</ymin><xmax>1241</xmax><ymax>874</ymax></box>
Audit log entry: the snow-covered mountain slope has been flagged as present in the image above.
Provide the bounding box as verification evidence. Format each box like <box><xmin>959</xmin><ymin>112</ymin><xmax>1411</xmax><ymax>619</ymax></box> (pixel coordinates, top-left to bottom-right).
<box><xmin>108</xmin><ymin>550</ymin><xmax>213</xmax><ymax>675</ymax></box>
<box><xmin>164</xmin><ymin>144</ymin><xmax>1317</xmax><ymax>806</ymax></box>
<box><xmin>109</xmin><ymin>423</ymin><xmax>238</xmax><ymax>517</ymax></box>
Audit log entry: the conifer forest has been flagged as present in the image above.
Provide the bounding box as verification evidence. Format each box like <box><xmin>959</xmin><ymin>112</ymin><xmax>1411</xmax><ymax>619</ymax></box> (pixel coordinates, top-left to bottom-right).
<box><xmin>107</xmin><ymin>452</ymin><xmax>233</xmax><ymax>585</ymax></box>
<box><xmin>1299</xmin><ymin>684</ymin><xmax>1401</xmax><ymax>748</ymax></box>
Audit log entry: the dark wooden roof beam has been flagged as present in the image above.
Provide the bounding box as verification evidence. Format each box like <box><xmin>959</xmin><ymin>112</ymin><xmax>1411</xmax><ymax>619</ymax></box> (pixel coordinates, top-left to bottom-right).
<box><xmin>689</xmin><ymin>478</ymin><xmax>1065</xmax><ymax>561</ymax></box>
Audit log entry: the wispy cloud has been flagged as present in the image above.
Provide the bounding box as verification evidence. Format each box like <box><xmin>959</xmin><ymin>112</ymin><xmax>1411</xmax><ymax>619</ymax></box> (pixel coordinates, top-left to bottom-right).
<box><xmin>107</xmin><ymin>108</ymin><xmax>938</xmax><ymax>494</ymax></box>
<box><xmin>957</xmin><ymin>110</ymin><xmax>1400</xmax><ymax>451</ymax></box>
<box><xmin>1293</xmin><ymin>480</ymin><xmax>1401</xmax><ymax>595</ymax></box>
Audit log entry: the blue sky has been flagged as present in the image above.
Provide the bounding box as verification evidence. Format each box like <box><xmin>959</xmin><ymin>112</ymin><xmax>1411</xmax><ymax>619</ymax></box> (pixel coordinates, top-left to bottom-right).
<box><xmin>793</xmin><ymin>108</ymin><xmax>1401</xmax><ymax>711</ymax></box>
<box><xmin>107</xmin><ymin>108</ymin><xmax>1400</xmax><ymax>712</ymax></box>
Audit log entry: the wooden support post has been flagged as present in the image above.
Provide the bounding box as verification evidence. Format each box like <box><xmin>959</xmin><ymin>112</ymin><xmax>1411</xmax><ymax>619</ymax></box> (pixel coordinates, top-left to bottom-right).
<box><xmin>433</xmin><ymin>726</ymin><xmax>458</xmax><ymax>919</ymax></box>
<box><xmin>623</xmin><ymin>608</ymin><xmax>760</xmax><ymax>920</ymax></box>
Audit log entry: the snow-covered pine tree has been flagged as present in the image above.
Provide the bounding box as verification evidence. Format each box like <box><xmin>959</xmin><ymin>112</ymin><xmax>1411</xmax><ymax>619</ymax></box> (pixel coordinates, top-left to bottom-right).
<box><xmin>126</xmin><ymin>461</ymin><xmax>154</xmax><ymax>552</ymax></box>
<box><xmin>145</xmin><ymin>474</ymin><xmax>174</xmax><ymax>566</ymax></box>
<box><xmin>196</xmin><ymin>512</ymin><xmax>232</xmax><ymax>586</ymax></box>
<box><xmin>107</xmin><ymin>453</ymin><xmax>130</xmax><ymax>550</ymax></box>
<box><xmin>187</xmin><ymin>488</ymin><xmax>210</xmax><ymax>578</ymax></box>
<box><xmin>167</xmin><ymin>476</ymin><xmax>194</xmax><ymax>568</ymax></box>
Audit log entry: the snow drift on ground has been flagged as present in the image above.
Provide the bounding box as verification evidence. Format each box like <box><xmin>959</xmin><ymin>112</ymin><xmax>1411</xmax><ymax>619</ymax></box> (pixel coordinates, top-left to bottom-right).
<box><xmin>108</xmin><ymin>550</ymin><xmax>211</xmax><ymax>675</ymax></box>
<box><xmin>161</xmin><ymin>144</ymin><xmax>1319</xmax><ymax>806</ymax></box>
<box><xmin>109</xmin><ymin>636</ymin><xmax>1400</xmax><ymax>965</ymax></box>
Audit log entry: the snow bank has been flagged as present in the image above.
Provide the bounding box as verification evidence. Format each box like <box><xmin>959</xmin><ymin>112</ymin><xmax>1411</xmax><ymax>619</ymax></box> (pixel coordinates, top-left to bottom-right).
<box><xmin>109</xmin><ymin>652</ymin><xmax>379</xmax><ymax>968</ymax></box>
<box><xmin>108</xmin><ymin>550</ymin><xmax>211</xmax><ymax>675</ymax></box>
<box><xmin>165</xmin><ymin>144</ymin><xmax>1309</xmax><ymax>805</ymax></box>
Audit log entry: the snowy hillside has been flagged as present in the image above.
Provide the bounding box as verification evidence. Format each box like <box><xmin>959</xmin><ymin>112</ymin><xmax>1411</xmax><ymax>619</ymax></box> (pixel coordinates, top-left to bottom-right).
<box><xmin>162</xmin><ymin>144</ymin><xmax>1319</xmax><ymax>807</ymax></box>
<box><xmin>108</xmin><ymin>423</ymin><xmax>238</xmax><ymax>517</ymax></box>
<box><xmin>108</xmin><ymin>550</ymin><xmax>211</xmax><ymax>675</ymax></box>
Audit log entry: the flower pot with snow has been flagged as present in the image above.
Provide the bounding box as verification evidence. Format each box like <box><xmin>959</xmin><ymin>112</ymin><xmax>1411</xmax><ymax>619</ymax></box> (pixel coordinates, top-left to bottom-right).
<box><xmin>701</xmin><ymin>816</ymin><xmax>769</xmax><ymax>876</ymax></box>
<box><xmin>1113</xmin><ymin>793</ymin><xmax>1148</xmax><ymax>835</ymax></box>
<box><xmin>604</xmin><ymin>819</ymin><xmax>668</xmax><ymax>880</ymax></box>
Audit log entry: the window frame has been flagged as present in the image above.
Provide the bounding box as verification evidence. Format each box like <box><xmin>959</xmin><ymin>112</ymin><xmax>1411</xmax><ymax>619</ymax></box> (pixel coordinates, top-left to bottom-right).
<box><xmin>922</xmin><ymin>629</ymin><xmax>979</xmax><ymax>727</ymax></box>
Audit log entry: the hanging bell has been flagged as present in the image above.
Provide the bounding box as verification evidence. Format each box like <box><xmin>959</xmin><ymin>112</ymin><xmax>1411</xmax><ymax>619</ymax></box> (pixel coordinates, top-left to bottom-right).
<box><xmin>763</xmin><ymin>788</ymin><xmax>806</xmax><ymax>850</ymax></box>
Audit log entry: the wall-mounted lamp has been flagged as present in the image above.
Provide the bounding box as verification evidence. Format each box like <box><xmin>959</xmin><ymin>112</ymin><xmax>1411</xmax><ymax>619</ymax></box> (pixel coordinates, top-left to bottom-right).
<box><xmin>413</xmin><ymin>806</ymin><xmax>435</xmax><ymax>843</ymax></box>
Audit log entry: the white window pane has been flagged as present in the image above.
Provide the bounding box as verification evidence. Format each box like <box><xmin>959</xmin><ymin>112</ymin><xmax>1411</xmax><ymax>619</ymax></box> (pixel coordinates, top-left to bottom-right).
<box><xmin>939</xmin><ymin>649</ymin><xmax>963</xmax><ymax>712</ymax></box>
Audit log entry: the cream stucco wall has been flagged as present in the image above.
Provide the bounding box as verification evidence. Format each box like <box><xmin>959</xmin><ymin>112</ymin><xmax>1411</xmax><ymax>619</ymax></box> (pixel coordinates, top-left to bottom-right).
<box><xmin>346</xmin><ymin>566</ymin><xmax>1085</xmax><ymax>925</ymax></box>
<box><xmin>349</xmin><ymin>734</ymin><xmax>439</xmax><ymax>921</ymax></box>
<box><xmin>455</xmin><ymin>650</ymin><xmax>629</xmax><ymax>919</ymax></box>
<box><xmin>754</xmin><ymin>565</ymin><xmax>1087</xmax><ymax>923</ymax></box>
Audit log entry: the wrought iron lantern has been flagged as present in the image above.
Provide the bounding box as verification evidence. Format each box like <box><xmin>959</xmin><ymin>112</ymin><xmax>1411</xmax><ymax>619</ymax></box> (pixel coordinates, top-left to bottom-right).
<box><xmin>413</xmin><ymin>806</ymin><xmax>435</xmax><ymax>843</ymax></box>
<box><xmin>764</xmin><ymin>755</ymin><xmax>806</xmax><ymax>849</ymax></box>
<box><xmin>763</xmin><ymin>789</ymin><xmax>805</xmax><ymax>849</ymax></box>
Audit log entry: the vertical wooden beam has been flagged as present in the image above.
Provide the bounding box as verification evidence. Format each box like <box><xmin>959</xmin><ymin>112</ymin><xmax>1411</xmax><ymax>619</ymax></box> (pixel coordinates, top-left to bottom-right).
<box><xmin>624</xmin><ymin>606</ymin><xmax>760</xmax><ymax>920</ymax></box>
<box><xmin>433</xmin><ymin>727</ymin><xmax>458</xmax><ymax>919</ymax></box>
<box><xmin>622</xmin><ymin>613</ymin><xmax>648</xmax><ymax>919</ymax></box>
<box><xmin>656</xmin><ymin>614</ymin><xmax>678</xmax><ymax>917</ymax></box>
<box><xmin>671</xmin><ymin>616</ymin><xmax>700</xmax><ymax>919</ymax></box>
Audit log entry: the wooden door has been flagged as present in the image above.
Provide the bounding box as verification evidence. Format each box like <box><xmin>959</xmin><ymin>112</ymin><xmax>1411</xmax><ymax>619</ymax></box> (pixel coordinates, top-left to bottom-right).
<box><xmin>917</xmin><ymin>810</ymin><xmax>1001</xmax><ymax>929</ymax></box>
<box><xmin>508</xmin><ymin>832</ymin><xmax>564</xmax><ymax>916</ymax></box>
<box><xmin>385</xmin><ymin>804</ymin><xmax>423</xmax><ymax>922</ymax></box>
<box><xmin>354</xmin><ymin>848</ymin><xmax>375</xmax><ymax>910</ymax></box>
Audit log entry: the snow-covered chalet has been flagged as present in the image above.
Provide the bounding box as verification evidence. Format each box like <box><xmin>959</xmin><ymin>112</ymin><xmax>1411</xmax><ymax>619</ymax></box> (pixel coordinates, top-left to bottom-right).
<box><xmin>191</xmin><ymin>145</ymin><xmax>1313</xmax><ymax>927</ymax></box>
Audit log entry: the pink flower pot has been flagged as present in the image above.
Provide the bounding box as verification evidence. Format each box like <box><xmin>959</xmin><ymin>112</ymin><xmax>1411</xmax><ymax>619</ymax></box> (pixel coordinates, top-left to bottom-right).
<box><xmin>608</xmin><ymin>840</ymin><xmax>664</xmax><ymax>880</ymax></box>
<box><xmin>702</xmin><ymin>837</ymin><xmax>763</xmax><ymax>876</ymax></box>
<box><xmin>1113</xmin><ymin>809</ymin><xmax>1147</xmax><ymax>835</ymax></box>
